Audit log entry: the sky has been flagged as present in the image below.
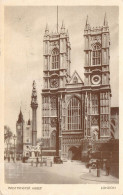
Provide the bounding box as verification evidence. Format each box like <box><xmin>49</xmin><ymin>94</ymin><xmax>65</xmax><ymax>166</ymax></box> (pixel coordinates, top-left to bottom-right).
<box><xmin>4</xmin><ymin>6</ymin><xmax>119</xmax><ymax>137</ymax></box>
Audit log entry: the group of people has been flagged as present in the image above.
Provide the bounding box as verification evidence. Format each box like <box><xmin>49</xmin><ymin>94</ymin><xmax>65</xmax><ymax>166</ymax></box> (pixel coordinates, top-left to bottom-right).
<box><xmin>96</xmin><ymin>159</ymin><xmax>111</xmax><ymax>176</ymax></box>
<box><xmin>96</xmin><ymin>159</ymin><xmax>110</xmax><ymax>176</ymax></box>
<box><xmin>4</xmin><ymin>156</ymin><xmax>15</xmax><ymax>162</ymax></box>
<box><xmin>89</xmin><ymin>159</ymin><xmax>111</xmax><ymax>176</ymax></box>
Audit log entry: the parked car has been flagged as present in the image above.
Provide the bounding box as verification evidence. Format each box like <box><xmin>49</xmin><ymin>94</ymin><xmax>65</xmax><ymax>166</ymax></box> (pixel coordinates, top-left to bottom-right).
<box><xmin>86</xmin><ymin>159</ymin><xmax>98</xmax><ymax>169</ymax></box>
<box><xmin>54</xmin><ymin>156</ymin><xmax>63</xmax><ymax>164</ymax></box>
<box><xmin>89</xmin><ymin>159</ymin><xmax>97</xmax><ymax>169</ymax></box>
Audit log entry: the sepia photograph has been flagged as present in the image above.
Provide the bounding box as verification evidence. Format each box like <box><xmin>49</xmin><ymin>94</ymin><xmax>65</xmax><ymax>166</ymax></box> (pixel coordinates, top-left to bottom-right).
<box><xmin>4</xmin><ymin>6</ymin><xmax>119</xmax><ymax>184</ymax></box>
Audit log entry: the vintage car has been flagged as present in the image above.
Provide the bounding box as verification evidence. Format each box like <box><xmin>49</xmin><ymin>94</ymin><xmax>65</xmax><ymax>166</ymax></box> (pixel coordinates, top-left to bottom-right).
<box><xmin>88</xmin><ymin>159</ymin><xmax>97</xmax><ymax>169</ymax></box>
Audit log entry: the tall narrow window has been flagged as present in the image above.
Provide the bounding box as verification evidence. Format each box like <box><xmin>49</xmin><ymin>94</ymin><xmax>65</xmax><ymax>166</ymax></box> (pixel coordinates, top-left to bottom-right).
<box><xmin>44</xmin><ymin>57</ymin><xmax>48</xmax><ymax>70</ymax></box>
<box><xmin>103</xmin><ymin>34</ymin><xmax>107</xmax><ymax>47</ymax></box>
<box><xmin>45</xmin><ymin>42</ymin><xmax>48</xmax><ymax>54</ymax></box>
<box><xmin>67</xmin><ymin>97</ymin><xmax>81</xmax><ymax>130</ymax></box>
<box><xmin>51</xmin><ymin>96</ymin><xmax>57</xmax><ymax>116</ymax></box>
<box><xmin>103</xmin><ymin>49</ymin><xmax>107</xmax><ymax>64</ymax></box>
<box><xmin>91</xmin><ymin>94</ymin><xmax>99</xmax><ymax>114</ymax></box>
<box><xmin>92</xmin><ymin>44</ymin><xmax>101</xmax><ymax>65</ymax></box>
<box><xmin>52</xmin><ymin>49</ymin><xmax>59</xmax><ymax>69</ymax></box>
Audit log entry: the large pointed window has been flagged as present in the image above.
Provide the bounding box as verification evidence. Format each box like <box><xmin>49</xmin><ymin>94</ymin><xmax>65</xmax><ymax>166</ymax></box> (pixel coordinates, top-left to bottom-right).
<box><xmin>92</xmin><ymin>44</ymin><xmax>101</xmax><ymax>65</ymax></box>
<box><xmin>67</xmin><ymin>97</ymin><xmax>81</xmax><ymax>130</ymax></box>
<box><xmin>52</xmin><ymin>49</ymin><xmax>59</xmax><ymax>69</ymax></box>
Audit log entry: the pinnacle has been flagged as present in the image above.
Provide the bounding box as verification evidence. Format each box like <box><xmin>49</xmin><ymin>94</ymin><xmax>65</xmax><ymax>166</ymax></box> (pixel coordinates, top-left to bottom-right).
<box><xmin>61</xmin><ymin>20</ymin><xmax>65</xmax><ymax>29</ymax></box>
<box><xmin>104</xmin><ymin>12</ymin><xmax>108</xmax><ymax>26</ymax></box>
<box><xmin>17</xmin><ymin>108</ymin><xmax>23</xmax><ymax>123</ymax></box>
<box><xmin>86</xmin><ymin>15</ymin><xmax>89</xmax><ymax>26</ymax></box>
<box><xmin>32</xmin><ymin>80</ymin><xmax>36</xmax><ymax>89</ymax></box>
<box><xmin>45</xmin><ymin>23</ymin><xmax>49</xmax><ymax>31</ymax></box>
<box><xmin>85</xmin><ymin>15</ymin><xmax>90</xmax><ymax>30</ymax></box>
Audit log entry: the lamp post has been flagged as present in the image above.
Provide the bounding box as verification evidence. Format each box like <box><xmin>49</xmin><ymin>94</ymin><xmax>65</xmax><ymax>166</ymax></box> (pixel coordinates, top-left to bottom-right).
<box><xmin>8</xmin><ymin>143</ymin><xmax>12</xmax><ymax>159</ymax></box>
<box><xmin>4</xmin><ymin>132</ymin><xmax>9</xmax><ymax>160</ymax></box>
<box><xmin>13</xmin><ymin>134</ymin><xmax>17</xmax><ymax>163</ymax></box>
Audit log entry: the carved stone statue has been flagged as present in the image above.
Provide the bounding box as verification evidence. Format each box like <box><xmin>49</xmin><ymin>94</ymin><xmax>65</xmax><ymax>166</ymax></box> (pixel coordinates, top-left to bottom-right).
<box><xmin>93</xmin><ymin>128</ymin><xmax>99</xmax><ymax>140</ymax></box>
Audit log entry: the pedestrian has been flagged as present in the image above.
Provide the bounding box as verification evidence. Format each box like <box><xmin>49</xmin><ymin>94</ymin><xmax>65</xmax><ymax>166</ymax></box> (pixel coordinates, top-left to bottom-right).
<box><xmin>31</xmin><ymin>160</ymin><xmax>33</xmax><ymax>166</ymax></box>
<box><xmin>96</xmin><ymin>160</ymin><xmax>100</xmax><ymax>177</ymax></box>
<box><xmin>36</xmin><ymin>157</ymin><xmax>39</xmax><ymax>167</ymax></box>
<box><xmin>105</xmin><ymin>159</ymin><xmax>110</xmax><ymax>176</ymax></box>
<box><xmin>8</xmin><ymin>156</ymin><xmax>10</xmax><ymax>162</ymax></box>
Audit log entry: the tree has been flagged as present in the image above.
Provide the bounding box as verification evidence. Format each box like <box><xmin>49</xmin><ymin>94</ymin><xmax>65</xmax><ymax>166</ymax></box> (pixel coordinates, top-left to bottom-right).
<box><xmin>4</xmin><ymin>125</ymin><xmax>13</xmax><ymax>158</ymax></box>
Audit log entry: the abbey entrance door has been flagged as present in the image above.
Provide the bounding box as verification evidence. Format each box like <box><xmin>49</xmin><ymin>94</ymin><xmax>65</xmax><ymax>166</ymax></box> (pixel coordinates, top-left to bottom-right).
<box><xmin>68</xmin><ymin>146</ymin><xmax>81</xmax><ymax>160</ymax></box>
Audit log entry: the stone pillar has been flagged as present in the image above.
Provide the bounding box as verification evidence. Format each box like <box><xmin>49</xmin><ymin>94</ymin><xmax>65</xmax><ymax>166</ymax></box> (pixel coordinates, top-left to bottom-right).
<box><xmin>31</xmin><ymin>80</ymin><xmax>38</xmax><ymax>146</ymax></box>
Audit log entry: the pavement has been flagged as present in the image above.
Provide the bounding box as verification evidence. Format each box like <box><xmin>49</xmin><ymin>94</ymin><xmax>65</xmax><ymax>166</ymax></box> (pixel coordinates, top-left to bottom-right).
<box><xmin>80</xmin><ymin>169</ymin><xmax>119</xmax><ymax>183</ymax></box>
<box><xmin>4</xmin><ymin>160</ymin><xmax>119</xmax><ymax>184</ymax></box>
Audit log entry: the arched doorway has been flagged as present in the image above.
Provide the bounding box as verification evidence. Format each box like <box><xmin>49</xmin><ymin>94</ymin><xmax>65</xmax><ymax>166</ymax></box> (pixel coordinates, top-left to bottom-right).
<box><xmin>68</xmin><ymin>146</ymin><xmax>81</xmax><ymax>160</ymax></box>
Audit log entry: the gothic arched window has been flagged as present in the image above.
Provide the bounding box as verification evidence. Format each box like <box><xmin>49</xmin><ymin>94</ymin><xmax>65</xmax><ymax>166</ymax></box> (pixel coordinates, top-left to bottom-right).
<box><xmin>52</xmin><ymin>49</ymin><xmax>59</xmax><ymax>69</ymax></box>
<box><xmin>51</xmin><ymin>96</ymin><xmax>57</xmax><ymax>116</ymax></box>
<box><xmin>92</xmin><ymin>44</ymin><xmax>101</xmax><ymax>65</ymax></box>
<box><xmin>67</xmin><ymin>97</ymin><xmax>81</xmax><ymax>130</ymax></box>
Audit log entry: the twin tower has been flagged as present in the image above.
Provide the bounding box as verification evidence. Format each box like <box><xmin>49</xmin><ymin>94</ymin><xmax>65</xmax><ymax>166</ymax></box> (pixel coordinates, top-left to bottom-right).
<box><xmin>16</xmin><ymin>14</ymin><xmax>111</xmax><ymax>160</ymax></box>
<box><xmin>42</xmin><ymin>14</ymin><xmax>111</xmax><ymax>159</ymax></box>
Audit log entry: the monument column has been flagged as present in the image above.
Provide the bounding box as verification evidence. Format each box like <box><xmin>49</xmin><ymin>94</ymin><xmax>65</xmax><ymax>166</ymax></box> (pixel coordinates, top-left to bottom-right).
<box><xmin>31</xmin><ymin>80</ymin><xmax>38</xmax><ymax>146</ymax></box>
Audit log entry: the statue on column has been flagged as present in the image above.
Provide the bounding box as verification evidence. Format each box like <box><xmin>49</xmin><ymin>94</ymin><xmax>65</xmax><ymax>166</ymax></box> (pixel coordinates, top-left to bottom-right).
<box><xmin>93</xmin><ymin>128</ymin><xmax>99</xmax><ymax>141</ymax></box>
<box><xmin>31</xmin><ymin>80</ymin><xmax>38</xmax><ymax>146</ymax></box>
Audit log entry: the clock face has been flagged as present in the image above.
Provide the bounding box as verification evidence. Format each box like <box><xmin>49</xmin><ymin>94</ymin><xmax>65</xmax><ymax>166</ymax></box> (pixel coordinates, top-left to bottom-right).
<box><xmin>50</xmin><ymin>78</ymin><xmax>59</xmax><ymax>88</ymax></box>
<box><xmin>91</xmin><ymin>75</ymin><xmax>101</xmax><ymax>85</ymax></box>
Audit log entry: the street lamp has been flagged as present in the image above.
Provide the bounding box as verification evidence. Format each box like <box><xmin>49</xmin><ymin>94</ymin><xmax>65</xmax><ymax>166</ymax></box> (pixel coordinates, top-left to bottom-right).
<box><xmin>13</xmin><ymin>134</ymin><xmax>17</xmax><ymax>163</ymax></box>
<box><xmin>4</xmin><ymin>132</ymin><xmax>10</xmax><ymax>161</ymax></box>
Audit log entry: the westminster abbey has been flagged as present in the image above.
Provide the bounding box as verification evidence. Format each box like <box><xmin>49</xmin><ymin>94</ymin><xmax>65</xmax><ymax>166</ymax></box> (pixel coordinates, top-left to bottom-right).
<box><xmin>41</xmin><ymin>14</ymin><xmax>112</xmax><ymax>159</ymax></box>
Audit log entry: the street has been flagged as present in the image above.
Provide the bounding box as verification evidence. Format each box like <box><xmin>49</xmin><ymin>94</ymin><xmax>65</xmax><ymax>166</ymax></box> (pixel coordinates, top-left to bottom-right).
<box><xmin>5</xmin><ymin>160</ymin><xmax>119</xmax><ymax>184</ymax></box>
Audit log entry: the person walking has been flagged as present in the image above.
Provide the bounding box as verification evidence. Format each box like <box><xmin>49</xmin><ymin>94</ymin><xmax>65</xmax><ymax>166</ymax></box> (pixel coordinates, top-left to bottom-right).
<box><xmin>105</xmin><ymin>159</ymin><xmax>110</xmax><ymax>176</ymax></box>
<box><xmin>36</xmin><ymin>157</ymin><xmax>39</xmax><ymax>167</ymax></box>
<box><xmin>8</xmin><ymin>156</ymin><xmax>10</xmax><ymax>162</ymax></box>
<box><xmin>96</xmin><ymin>160</ymin><xmax>100</xmax><ymax>177</ymax></box>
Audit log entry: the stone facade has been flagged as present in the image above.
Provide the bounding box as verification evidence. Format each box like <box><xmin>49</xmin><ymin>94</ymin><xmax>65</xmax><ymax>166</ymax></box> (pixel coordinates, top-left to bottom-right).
<box><xmin>110</xmin><ymin>107</ymin><xmax>119</xmax><ymax>139</ymax></box>
<box><xmin>41</xmin><ymin>14</ymin><xmax>118</xmax><ymax>160</ymax></box>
